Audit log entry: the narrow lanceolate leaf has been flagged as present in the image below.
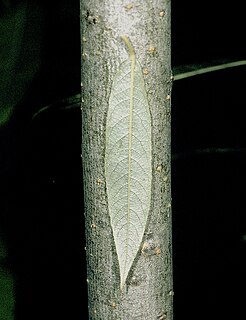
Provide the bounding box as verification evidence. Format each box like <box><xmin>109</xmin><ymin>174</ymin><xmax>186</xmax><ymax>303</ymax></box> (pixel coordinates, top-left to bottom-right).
<box><xmin>105</xmin><ymin>36</ymin><xmax>152</xmax><ymax>289</ymax></box>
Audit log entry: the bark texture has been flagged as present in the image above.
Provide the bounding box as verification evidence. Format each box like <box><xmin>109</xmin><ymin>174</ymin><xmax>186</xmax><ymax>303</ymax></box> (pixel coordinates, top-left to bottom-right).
<box><xmin>80</xmin><ymin>1</ymin><xmax>172</xmax><ymax>319</ymax></box>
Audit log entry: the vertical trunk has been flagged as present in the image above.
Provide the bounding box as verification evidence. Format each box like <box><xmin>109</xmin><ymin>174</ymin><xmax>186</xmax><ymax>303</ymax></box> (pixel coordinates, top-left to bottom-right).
<box><xmin>81</xmin><ymin>1</ymin><xmax>172</xmax><ymax>319</ymax></box>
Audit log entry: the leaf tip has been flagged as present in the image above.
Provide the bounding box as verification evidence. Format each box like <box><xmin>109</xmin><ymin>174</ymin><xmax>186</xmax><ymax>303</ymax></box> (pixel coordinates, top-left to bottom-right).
<box><xmin>120</xmin><ymin>278</ymin><xmax>126</xmax><ymax>292</ymax></box>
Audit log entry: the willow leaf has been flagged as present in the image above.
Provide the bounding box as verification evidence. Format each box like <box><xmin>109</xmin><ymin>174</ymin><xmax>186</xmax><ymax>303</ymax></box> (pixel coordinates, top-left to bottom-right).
<box><xmin>105</xmin><ymin>36</ymin><xmax>152</xmax><ymax>289</ymax></box>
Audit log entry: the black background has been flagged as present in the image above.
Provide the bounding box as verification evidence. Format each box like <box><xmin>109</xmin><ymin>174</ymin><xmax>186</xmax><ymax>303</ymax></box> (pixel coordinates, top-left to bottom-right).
<box><xmin>0</xmin><ymin>0</ymin><xmax>245</xmax><ymax>319</ymax></box>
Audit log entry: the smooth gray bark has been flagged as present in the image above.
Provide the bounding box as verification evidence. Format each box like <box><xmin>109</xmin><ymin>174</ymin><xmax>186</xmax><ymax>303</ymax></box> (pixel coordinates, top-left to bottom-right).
<box><xmin>80</xmin><ymin>1</ymin><xmax>172</xmax><ymax>319</ymax></box>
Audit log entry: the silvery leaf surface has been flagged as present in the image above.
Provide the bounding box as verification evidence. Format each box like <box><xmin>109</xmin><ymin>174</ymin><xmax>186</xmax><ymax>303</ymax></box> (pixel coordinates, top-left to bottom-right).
<box><xmin>105</xmin><ymin>55</ymin><xmax>152</xmax><ymax>289</ymax></box>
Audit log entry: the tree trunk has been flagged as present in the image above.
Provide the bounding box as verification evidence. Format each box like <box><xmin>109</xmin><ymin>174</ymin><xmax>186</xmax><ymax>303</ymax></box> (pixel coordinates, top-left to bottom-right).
<box><xmin>80</xmin><ymin>1</ymin><xmax>172</xmax><ymax>319</ymax></box>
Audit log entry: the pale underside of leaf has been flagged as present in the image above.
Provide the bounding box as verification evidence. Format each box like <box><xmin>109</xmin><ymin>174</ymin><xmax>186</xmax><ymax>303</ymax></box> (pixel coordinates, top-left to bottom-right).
<box><xmin>105</xmin><ymin>46</ymin><xmax>152</xmax><ymax>289</ymax></box>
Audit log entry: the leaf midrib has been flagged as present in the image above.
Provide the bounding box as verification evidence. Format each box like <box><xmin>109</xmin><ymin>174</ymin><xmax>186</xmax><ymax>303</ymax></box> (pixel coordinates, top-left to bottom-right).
<box><xmin>122</xmin><ymin>36</ymin><xmax>136</xmax><ymax>288</ymax></box>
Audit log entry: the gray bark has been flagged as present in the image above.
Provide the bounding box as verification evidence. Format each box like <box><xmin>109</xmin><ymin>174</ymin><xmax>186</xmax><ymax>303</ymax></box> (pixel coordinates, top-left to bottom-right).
<box><xmin>80</xmin><ymin>1</ymin><xmax>172</xmax><ymax>319</ymax></box>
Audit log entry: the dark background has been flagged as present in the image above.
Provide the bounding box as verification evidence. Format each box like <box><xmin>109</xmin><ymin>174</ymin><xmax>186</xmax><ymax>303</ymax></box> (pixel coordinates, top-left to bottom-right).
<box><xmin>0</xmin><ymin>0</ymin><xmax>245</xmax><ymax>319</ymax></box>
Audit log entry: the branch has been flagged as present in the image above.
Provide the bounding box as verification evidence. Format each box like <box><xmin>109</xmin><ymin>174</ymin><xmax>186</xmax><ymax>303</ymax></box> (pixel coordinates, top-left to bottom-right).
<box><xmin>172</xmin><ymin>147</ymin><xmax>246</xmax><ymax>160</ymax></box>
<box><xmin>173</xmin><ymin>60</ymin><xmax>246</xmax><ymax>81</ymax></box>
